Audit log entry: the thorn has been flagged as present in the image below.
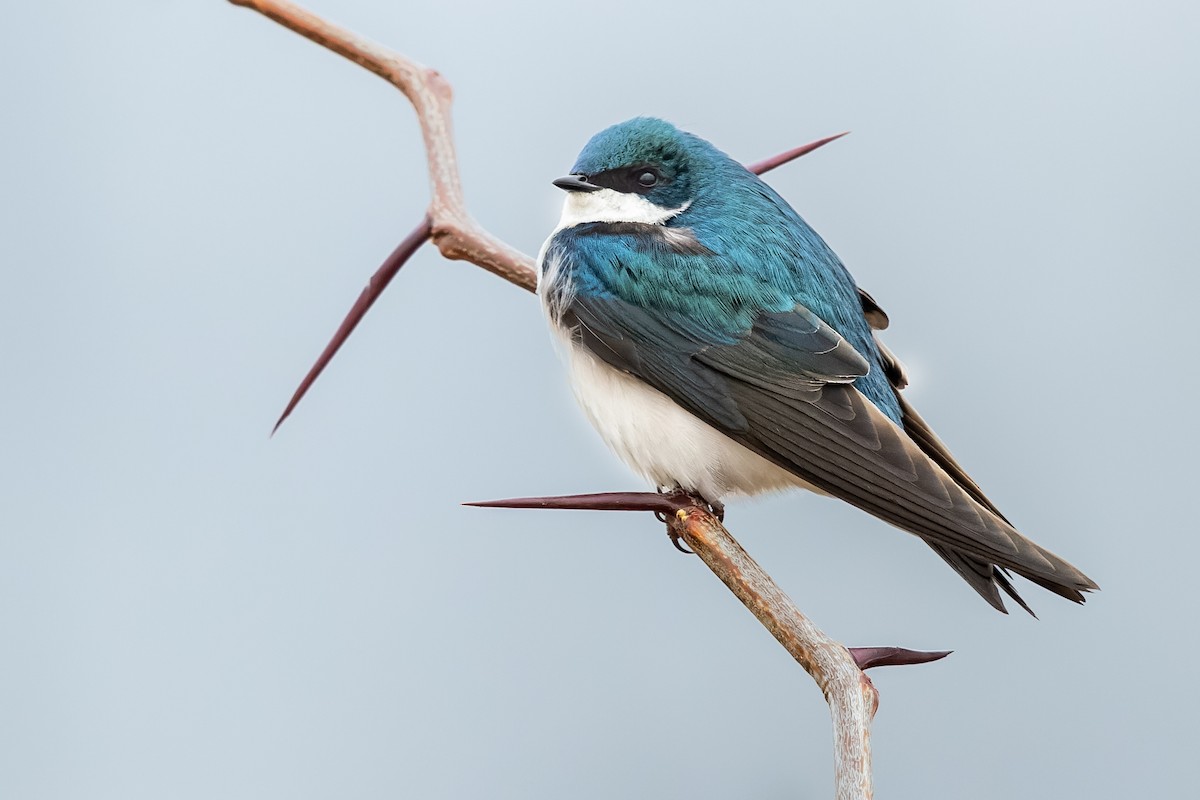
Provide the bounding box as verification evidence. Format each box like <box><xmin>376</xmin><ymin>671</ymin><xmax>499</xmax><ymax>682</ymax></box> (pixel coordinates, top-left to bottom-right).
<box><xmin>847</xmin><ymin>647</ymin><xmax>952</xmax><ymax>671</ymax></box>
<box><xmin>467</xmin><ymin>491</ymin><xmax>722</xmax><ymax>555</ymax></box>
<box><xmin>271</xmin><ymin>215</ymin><xmax>433</xmax><ymax>435</ymax></box>
<box><xmin>746</xmin><ymin>131</ymin><xmax>850</xmax><ymax>176</ymax></box>
<box><xmin>464</xmin><ymin>491</ymin><xmax>691</xmax><ymax>514</ymax></box>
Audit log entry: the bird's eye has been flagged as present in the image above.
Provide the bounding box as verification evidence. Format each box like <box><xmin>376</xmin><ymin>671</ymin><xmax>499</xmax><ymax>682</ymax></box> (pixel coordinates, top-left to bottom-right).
<box><xmin>636</xmin><ymin>170</ymin><xmax>658</xmax><ymax>188</ymax></box>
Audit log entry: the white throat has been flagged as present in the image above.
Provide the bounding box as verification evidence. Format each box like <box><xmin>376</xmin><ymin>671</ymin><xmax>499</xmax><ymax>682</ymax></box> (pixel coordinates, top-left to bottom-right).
<box><xmin>554</xmin><ymin>188</ymin><xmax>689</xmax><ymax>232</ymax></box>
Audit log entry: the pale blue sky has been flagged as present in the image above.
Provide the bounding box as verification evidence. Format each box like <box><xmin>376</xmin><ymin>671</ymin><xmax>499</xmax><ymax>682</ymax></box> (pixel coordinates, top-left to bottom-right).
<box><xmin>2</xmin><ymin>1</ymin><xmax>1197</xmax><ymax>797</ymax></box>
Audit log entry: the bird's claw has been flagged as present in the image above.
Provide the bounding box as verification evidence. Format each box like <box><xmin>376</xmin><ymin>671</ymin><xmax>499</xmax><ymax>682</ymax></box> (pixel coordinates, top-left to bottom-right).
<box><xmin>667</xmin><ymin>526</ymin><xmax>694</xmax><ymax>555</ymax></box>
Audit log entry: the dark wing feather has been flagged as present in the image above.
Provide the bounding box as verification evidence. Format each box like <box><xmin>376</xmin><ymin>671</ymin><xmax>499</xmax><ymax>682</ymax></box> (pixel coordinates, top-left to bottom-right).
<box><xmin>563</xmin><ymin>292</ymin><xmax>1097</xmax><ymax>610</ymax></box>
<box><xmin>860</xmin><ymin>289</ymin><xmax>1089</xmax><ymax>612</ymax></box>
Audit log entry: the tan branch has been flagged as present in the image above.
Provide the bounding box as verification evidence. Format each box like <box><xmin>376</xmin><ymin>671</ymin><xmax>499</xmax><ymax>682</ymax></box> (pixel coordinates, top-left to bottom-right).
<box><xmin>671</xmin><ymin>507</ymin><xmax>877</xmax><ymax>800</ymax></box>
<box><xmin>230</xmin><ymin>2</ymin><xmax>927</xmax><ymax>797</ymax></box>
<box><xmin>230</xmin><ymin>0</ymin><xmax>536</xmax><ymax>292</ymax></box>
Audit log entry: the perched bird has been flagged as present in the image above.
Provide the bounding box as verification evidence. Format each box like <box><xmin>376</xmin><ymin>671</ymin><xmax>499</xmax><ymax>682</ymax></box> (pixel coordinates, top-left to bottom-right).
<box><xmin>537</xmin><ymin>117</ymin><xmax>1097</xmax><ymax>614</ymax></box>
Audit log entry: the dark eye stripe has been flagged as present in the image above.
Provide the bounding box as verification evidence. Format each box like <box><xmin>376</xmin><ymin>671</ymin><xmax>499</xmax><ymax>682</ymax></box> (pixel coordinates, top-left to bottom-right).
<box><xmin>587</xmin><ymin>166</ymin><xmax>663</xmax><ymax>195</ymax></box>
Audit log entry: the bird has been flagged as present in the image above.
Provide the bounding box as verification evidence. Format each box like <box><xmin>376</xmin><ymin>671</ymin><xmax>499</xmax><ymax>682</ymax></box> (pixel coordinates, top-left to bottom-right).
<box><xmin>536</xmin><ymin>117</ymin><xmax>1097</xmax><ymax>614</ymax></box>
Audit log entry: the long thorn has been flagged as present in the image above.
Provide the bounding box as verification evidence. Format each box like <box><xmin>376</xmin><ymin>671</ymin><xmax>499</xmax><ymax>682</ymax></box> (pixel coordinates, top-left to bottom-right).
<box><xmin>272</xmin><ymin>215</ymin><xmax>433</xmax><ymax>434</ymax></box>
<box><xmin>465</xmin><ymin>491</ymin><xmax>695</xmax><ymax>515</ymax></box>
<box><xmin>747</xmin><ymin>131</ymin><xmax>850</xmax><ymax>176</ymax></box>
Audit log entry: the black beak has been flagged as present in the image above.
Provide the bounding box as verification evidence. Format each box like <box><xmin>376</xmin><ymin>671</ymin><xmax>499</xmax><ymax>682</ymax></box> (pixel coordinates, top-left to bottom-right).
<box><xmin>552</xmin><ymin>174</ymin><xmax>602</xmax><ymax>193</ymax></box>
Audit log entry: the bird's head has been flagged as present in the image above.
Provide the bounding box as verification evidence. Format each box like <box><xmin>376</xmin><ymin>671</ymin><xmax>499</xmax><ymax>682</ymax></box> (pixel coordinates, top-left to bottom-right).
<box><xmin>553</xmin><ymin>117</ymin><xmax>729</xmax><ymax>228</ymax></box>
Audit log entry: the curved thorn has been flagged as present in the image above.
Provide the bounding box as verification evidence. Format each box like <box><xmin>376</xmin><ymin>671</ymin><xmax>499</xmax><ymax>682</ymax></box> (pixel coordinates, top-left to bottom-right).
<box><xmin>848</xmin><ymin>647</ymin><xmax>953</xmax><ymax>671</ymax></box>
<box><xmin>272</xmin><ymin>215</ymin><xmax>433</xmax><ymax>434</ymax></box>
<box><xmin>747</xmin><ymin>131</ymin><xmax>850</xmax><ymax>176</ymax></box>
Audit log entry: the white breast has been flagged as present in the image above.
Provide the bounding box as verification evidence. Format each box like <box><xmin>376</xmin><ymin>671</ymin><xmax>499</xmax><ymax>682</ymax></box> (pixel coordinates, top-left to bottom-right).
<box><xmin>555</xmin><ymin>329</ymin><xmax>812</xmax><ymax>501</ymax></box>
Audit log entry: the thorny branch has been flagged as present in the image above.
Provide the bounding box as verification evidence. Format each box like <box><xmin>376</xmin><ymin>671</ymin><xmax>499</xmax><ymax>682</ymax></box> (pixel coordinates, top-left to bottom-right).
<box><xmin>231</xmin><ymin>2</ymin><xmax>949</xmax><ymax>797</ymax></box>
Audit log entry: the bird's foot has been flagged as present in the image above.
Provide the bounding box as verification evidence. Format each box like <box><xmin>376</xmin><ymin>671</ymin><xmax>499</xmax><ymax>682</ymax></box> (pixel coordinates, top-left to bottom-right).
<box><xmin>655</xmin><ymin>486</ymin><xmax>725</xmax><ymax>552</ymax></box>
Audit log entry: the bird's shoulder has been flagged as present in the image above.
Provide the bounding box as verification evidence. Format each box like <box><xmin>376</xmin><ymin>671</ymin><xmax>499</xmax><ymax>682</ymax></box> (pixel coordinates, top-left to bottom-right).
<box><xmin>544</xmin><ymin>218</ymin><xmax>800</xmax><ymax>326</ymax></box>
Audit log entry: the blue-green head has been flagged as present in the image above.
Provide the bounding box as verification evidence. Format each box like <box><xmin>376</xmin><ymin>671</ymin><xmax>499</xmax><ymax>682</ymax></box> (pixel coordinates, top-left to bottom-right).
<box><xmin>552</xmin><ymin>117</ymin><xmax>748</xmax><ymax>224</ymax></box>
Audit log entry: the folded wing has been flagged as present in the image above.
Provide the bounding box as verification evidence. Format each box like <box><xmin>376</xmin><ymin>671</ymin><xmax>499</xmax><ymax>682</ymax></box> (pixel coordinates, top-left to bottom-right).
<box><xmin>563</xmin><ymin>291</ymin><xmax>1098</xmax><ymax>612</ymax></box>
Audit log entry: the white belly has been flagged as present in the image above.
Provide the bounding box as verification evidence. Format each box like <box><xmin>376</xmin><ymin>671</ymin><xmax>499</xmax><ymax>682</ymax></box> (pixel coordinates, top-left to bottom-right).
<box><xmin>557</xmin><ymin>330</ymin><xmax>813</xmax><ymax>502</ymax></box>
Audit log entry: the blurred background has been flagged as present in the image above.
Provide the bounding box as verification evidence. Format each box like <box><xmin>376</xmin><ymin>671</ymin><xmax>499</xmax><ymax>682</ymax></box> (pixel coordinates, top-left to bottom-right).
<box><xmin>2</xmin><ymin>1</ymin><xmax>1196</xmax><ymax>797</ymax></box>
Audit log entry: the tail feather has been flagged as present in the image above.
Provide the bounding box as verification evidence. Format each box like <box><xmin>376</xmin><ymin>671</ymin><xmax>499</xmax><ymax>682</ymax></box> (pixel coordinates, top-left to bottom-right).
<box><xmin>926</xmin><ymin>542</ymin><xmax>1039</xmax><ymax>616</ymax></box>
<box><xmin>895</xmin><ymin>394</ymin><xmax>1098</xmax><ymax>611</ymax></box>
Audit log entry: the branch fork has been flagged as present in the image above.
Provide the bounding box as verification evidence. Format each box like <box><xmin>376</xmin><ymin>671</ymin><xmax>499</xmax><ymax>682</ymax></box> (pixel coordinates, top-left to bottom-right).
<box><xmin>231</xmin><ymin>2</ymin><xmax>948</xmax><ymax>796</ymax></box>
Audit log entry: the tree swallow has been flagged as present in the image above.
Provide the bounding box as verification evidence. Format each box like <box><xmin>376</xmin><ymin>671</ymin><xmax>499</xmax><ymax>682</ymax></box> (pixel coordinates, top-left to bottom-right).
<box><xmin>537</xmin><ymin>117</ymin><xmax>1097</xmax><ymax>613</ymax></box>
